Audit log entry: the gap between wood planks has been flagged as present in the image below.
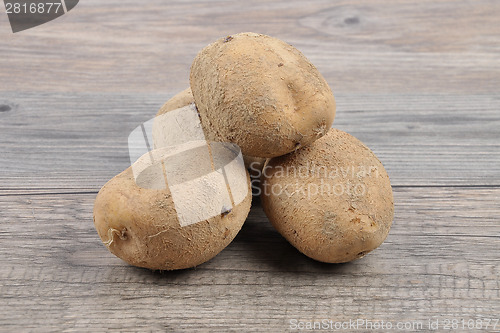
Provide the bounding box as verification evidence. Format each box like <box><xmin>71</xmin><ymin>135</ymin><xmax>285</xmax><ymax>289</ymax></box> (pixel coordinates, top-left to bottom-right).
<box><xmin>0</xmin><ymin>184</ymin><xmax>499</xmax><ymax>197</ymax></box>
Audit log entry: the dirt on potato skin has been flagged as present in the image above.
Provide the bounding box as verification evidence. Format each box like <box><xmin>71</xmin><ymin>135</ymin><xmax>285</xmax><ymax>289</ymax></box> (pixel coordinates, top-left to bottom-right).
<box><xmin>93</xmin><ymin>166</ymin><xmax>252</xmax><ymax>271</ymax></box>
<box><xmin>260</xmin><ymin>128</ymin><xmax>394</xmax><ymax>263</ymax></box>
<box><xmin>153</xmin><ymin>87</ymin><xmax>268</xmax><ymax>171</ymax></box>
<box><xmin>190</xmin><ymin>32</ymin><xmax>336</xmax><ymax>158</ymax></box>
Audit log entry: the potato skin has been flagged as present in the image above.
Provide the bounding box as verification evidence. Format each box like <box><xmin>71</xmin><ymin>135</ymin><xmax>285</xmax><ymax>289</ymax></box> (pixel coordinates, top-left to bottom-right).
<box><xmin>93</xmin><ymin>164</ymin><xmax>252</xmax><ymax>270</ymax></box>
<box><xmin>156</xmin><ymin>87</ymin><xmax>194</xmax><ymax>116</ymax></box>
<box><xmin>154</xmin><ymin>87</ymin><xmax>267</xmax><ymax>171</ymax></box>
<box><xmin>260</xmin><ymin>129</ymin><xmax>394</xmax><ymax>263</ymax></box>
<box><xmin>190</xmin><ymin>32</ymin><xmax>336</xmax><ymax>158</ymax></box>
<box><xmin>243</xmin><ymin>155</ymin><xmax>267</xmax><ymax>173</ymax></box>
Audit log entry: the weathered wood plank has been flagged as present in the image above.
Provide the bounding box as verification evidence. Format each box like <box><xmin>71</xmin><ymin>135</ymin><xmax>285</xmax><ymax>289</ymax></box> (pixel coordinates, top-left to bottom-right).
<box><xmin>1</xmin><ymin>93</ymin><xmax>499</xmax><ymax>189</ymax></box>
<box><xmin>0</xmin><ymin>187</ymin><xmax>498</xmax><ymax>331</ymax></box>
<box><xmin>0</xmin><ymin>0</ymin><xmax>499</xmax><ymax>95</ymax></box>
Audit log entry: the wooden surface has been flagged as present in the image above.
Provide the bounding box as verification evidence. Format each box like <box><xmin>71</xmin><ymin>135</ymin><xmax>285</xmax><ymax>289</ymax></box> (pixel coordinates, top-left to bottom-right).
<box><xmin>1</xmin><ymin>0</ymin><xmax>499</xmax><ymax>331</ymax></box>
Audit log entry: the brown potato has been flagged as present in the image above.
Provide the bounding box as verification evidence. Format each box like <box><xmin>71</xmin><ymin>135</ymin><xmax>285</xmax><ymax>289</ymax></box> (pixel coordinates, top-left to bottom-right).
<box><xmin>190</xmin><ymin>32</ymin><xmax>336</xmax><ymax>158</ymax></box>
<box><xmin>260</xmin><ymin>129</ymin><xmax>394</xmax><ymax>263</ymax></box>
<box><xmin>156</xmin><ymin>87</ymin><xmax>194</xmax><ymax>117</ymax></box>
<box><xmin>243</xmin><ymin>155</ymin><xmax>267</xmax><ymax>173</ymax></box>
<box><xmin>153</xmin><ymin>87</ymin><xmax>267</xmax><ymax>171</ymax></box>
<box><xmin>94</xmin><ymin>145</ymin><xmax>252</xmax><ymax>270</ymax></box>
<box><xmin>152</xmin><ymin>87</ymin><xmax>199</xmax><ymax>151</ymax></box>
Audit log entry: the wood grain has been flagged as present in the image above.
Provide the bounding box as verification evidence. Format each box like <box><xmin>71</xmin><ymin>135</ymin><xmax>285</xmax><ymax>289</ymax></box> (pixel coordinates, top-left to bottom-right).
<box><xmin>0</xmin><ymin>0</ymin><xmax>499</xmax><ymax>95</ymax></box>
<box><xmin>0</xmin><ymin>93</ymin><xmax>499</xmax><ymax>189</ymax></box>
<box><xmin>0</xmin><ymin>188</ymin><xmax>499</xmax><ymax>331</ymax></box>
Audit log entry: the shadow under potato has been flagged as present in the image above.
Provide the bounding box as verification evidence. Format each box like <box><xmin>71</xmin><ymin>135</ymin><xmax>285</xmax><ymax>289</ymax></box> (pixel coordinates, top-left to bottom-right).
<box><xmin>116</xmin><ymin>199</ymin><xmax>357</xmax><ymax>277</ymax></box>
<box><xmin>233</xmin><ymin>201</ymin><xmax>356</xmax><ymax>274</ymax></box>
<box><xmin>127</xmin><ymin>264</ymin><xmax>196</xmax><ymax>282</ymax></box>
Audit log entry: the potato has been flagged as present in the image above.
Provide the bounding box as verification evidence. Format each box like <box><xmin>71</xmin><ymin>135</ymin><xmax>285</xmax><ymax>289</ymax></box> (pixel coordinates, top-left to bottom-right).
<box><xmin>243</xmin><ymin>155</ymin><xmax>267</xmax><ymax>174</ymax></box>
<box><xmin>153</xmin><ymin>87</ymin><xmax>267</xmax><ymax>171</ymax></box>
<box><xmin>156</xmin><ymin>87</ymin><xmax>194</xmax><ymax>117</ymax></box>
<box><xmin>152</xmin><ymin>87</ymin><xmax>198</xmax><ymax>151</ymax></box>
<box><xmin>260</xmin><ymin>129</ymin><xmax>394</xmax><ymax>263</ymax></box>
<box><xmin>93</xmin><ymin>143</ymin><xmax>252</xmax><ymax>270</ymax></box>
<box><xmin>190</xmin><ymin>32</ymin><xmax>336</xmax><ymax>158</ymax></box>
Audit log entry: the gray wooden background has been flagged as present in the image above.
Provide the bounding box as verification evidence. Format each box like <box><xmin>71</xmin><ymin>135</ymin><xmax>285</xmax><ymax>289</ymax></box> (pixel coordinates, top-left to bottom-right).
<box><xmin>1</xmin><ymin>0</ymin><xmax>499</xmax><ymax>332</ymax></box>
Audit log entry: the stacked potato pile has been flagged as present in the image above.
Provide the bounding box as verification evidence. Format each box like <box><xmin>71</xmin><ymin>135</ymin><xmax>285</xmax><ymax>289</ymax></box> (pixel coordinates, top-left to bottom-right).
<box><xmin>93</xmin><ymin>33</ymin><xmax>394</xmax><ymax>270</ymax></box>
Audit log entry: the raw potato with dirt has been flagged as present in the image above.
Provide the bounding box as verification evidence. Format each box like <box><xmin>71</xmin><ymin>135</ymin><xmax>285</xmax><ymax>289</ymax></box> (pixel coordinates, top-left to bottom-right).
<box><xmin>93</xmin><ymin>146</ymin><xmax>252</xmax><ymax>270</ymax></box>
<box><xmin>153</xmin><ymin>87</ymin><xmax>267</xmax><ymax>171</ymax></box>
<box><xmin>190</xmin><ymin>32</ymin><xmax>336</xmax><ymax>158</ymax></box>
<box><xmin>94</xmin><ymin>32</ymin><xmax>392</xmax><ymax>270</ymax></box>
<box><xmin>260</xmin><ymin>129</ymin><xmax>394</xmax><ymax>263</ymax></box>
